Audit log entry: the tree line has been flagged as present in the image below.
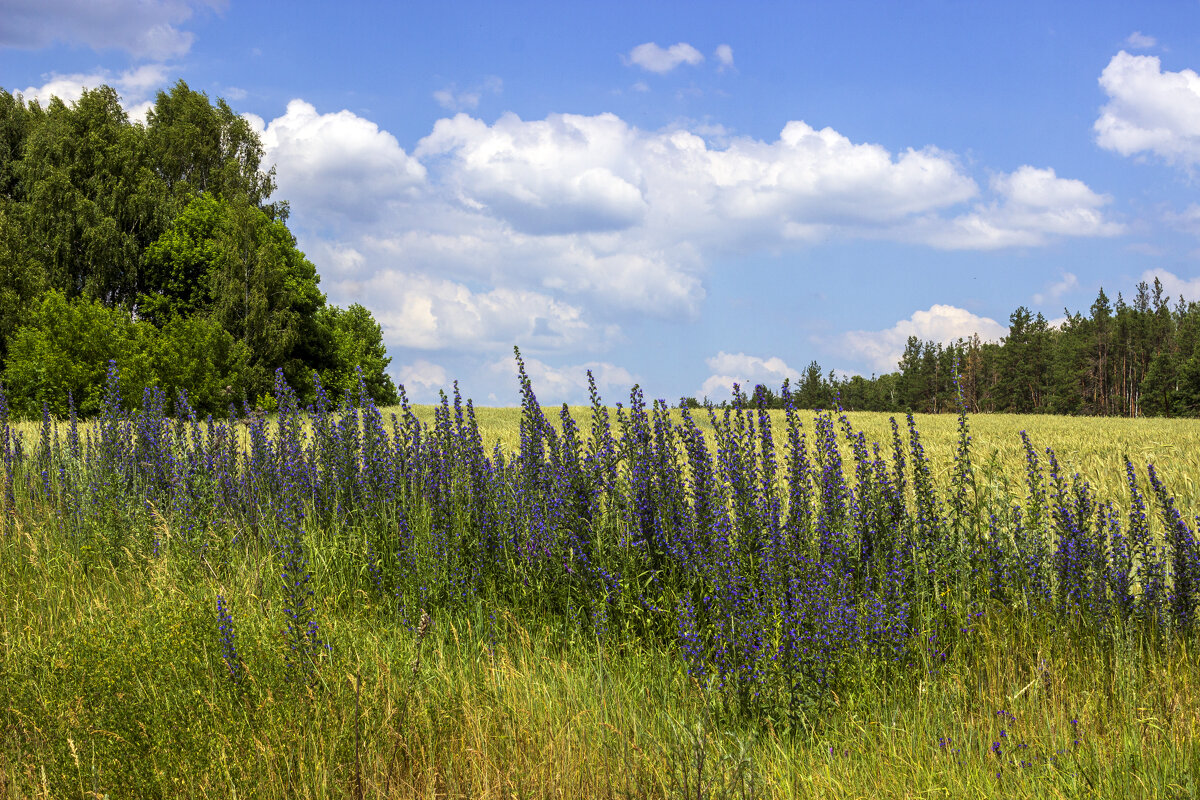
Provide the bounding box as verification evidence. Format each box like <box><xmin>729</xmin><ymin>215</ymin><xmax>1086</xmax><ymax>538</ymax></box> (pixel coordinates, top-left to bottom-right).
<box><xmin>0</xmin><ymin>81</ymin><xmax>397</xmax><ymax>418</ymax></box>
<box><xmin>694</xmin><ymin>278</ymin><xmax>1200</xmax><ymax>417</ymax></box>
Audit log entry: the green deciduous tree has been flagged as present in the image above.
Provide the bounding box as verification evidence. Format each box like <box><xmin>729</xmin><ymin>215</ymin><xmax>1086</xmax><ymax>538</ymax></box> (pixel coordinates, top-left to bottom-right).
<box><xmin>201</xmin><ymin>196</ymin><xmax>329</xmax><ymax>403</ymax></box>
<box><xmin>18</xmin><ymin>86</ymin><xmax>164</xmax><ymax>306</ymax></box>
<box><xmin>150</xmin><ymin>315</ymin><xmax>251</xmax><ymax>416</ymax></box>
<box><xmin>0</xmin><ymin>82</ymin><xmax>402</xmax><ymax>414</ymax></box>
<box><xmin>319</xmin><ymin>303</ymin><xmax>398</xmax><ymax>405</ymax></box>
<box><xmin>0</xmin><ymin>201</ymin><xmax>46</xmax><ymax>361</ymax></box>
<box><xmin>144</xmin><ymin>80</ymin><xmax>282</xmax><ymax>217</ymax></box>
<box><xmin>3</xmin><ymin>290</ymin><xmax>155</xmax><ymax>417</ymax></box>
<box><xmin>138</xmin><ymin>192</ymin><xmax>230</xmax><ymax>325</ymax></box>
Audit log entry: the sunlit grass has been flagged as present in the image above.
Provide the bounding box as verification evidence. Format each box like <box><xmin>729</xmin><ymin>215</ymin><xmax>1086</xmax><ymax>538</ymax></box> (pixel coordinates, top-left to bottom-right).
<box><xmin>3</xmin><ymin>510</ymin><xmax>1197</xmax><ymax>798</ymax></box>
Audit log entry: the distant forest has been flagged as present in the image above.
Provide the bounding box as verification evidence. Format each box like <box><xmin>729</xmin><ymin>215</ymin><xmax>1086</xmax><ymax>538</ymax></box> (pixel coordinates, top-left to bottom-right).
<box><xmin>0</xmin><ymin>81</ymin><xmax>397</xmax><ymax>418</ymax></box>
<box><xmin>707</xmin><ymin>278</ymin><xmax>1200</xmax><ymax>417</ymax></box>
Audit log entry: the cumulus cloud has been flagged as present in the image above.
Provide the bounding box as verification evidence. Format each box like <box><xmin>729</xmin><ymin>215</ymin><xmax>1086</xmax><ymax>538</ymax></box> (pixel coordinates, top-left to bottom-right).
<box><xmin>416</xmin><ymin>112</ymin><xmax>650</xmax><ymax>235</ymax></box>
<box><xmin>394</xmin><ymin>359</ymin><xmax>448</xmax><ymax>392</ymax></box>
<box><xmin>247</xmin><ymin>100</ymin><xmax>427</xmax><ymax>225</ymax></box>
<box><xmin>715</xmin><ymin>44</ymin><xmax>734</xmax><ymax>71</ymax></box>
<box><xmin>415</xmin><ymin>113</ymin><xmax>985</xmax><ymax>251</ymax></box>
<box><xmin>1032</xmin><ymin>272</ymin><xmax>1080</xmax><ymax>305</ymax></box>
<box><xmin>358</xmin><ymin>223</ymin><xmax>705</xmax><ymax>319</ymax></box>
<box><xmin>245</xmin><ymin>99</ymin><xmax>1123</xmax><ymax>391</ymax></box>
<box><xmin>1126</xmin><ymin>32</ymin><xmax>1157</xmax><ymax>50</ymax></box>
<box><xmin>328</xmin><ymin>270</ymin><xmax>608</xmax><ymax>353</ymax></box>
<box><xmin>699</xmin><ymin>351</ymin><xmax>802</xmax><ymax>400</ymax></box>
<box><xmin>0</xmin><ymin>0</ymin><xmax>219</xmax><ymax>59</ymax></box>
<box><xmin>1095</xmin><ymin>51</ymin><xmax>1200</xmax><ymax>168</ymax></box>
<box><xmin>487</xmin><ymin>355</ymin><xmax>636</xmax><ymax>403</ymax></box>
<box><xmin>625</xmin><ymin>42</ymin><xmax>704</xmax><ymax>74</ymax></box>
<box><xmin>918</xmin><ymin>166</ymin><xmax>1123</xmax><ymax>249</ymax></box>
<box><xmin>842</xmin><ymin>305</ymin><xmax>1009</xmax><ymax>373</ymax></box>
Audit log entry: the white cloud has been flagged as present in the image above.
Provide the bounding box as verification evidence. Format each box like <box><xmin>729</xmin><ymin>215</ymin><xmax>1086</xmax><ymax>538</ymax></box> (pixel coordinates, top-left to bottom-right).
<box><xmin>125</xmin><ymin>100</ymin><xmax>154</xmax><ymax>125</ymax></box>
<box><xmin>0</xmin><ymin>0</ymin><xmax>219</xmax><ymax>59</ymax></box>
<box><xmin>842</xmin><ymin>305</ymin><xmax>1009</xmax><ymax>373</ymax></box>
<box><xmin>487</xmin><ymin>355</ymin><xmax>636</xmax><ymax>404</ymax></box>
<box><xmin>433</xmin><ymin>76</ymin><xmax>502</xmax><ymax>111</ymax></box>
<box><xmin>1126</xmin><ymin>32</ymin><xmax>1157</xmax><ymax>50</ymax></box>
<box><xmin>699</xmin><ymin>351</ymin><xmax>802</xmax><ymax>399</ymax></box>
<box><xmin>353</xmin><ymin>222</ymin><xmax>707</xmax><ymax>319</ymax></box>
<box><xmin>248</xmin><ymin>100</ymin><xmax>427</xmax><ymax>225</ymax></box>
<box><xmin>330</xmin><ymin>270</ymin><xmax>607</xmax><ymax>353</ymax></box>
<box><xmin>1032</xmin><ymin>272</ymin><xmax>1079</xmax><ymax>305</ymax></box>
<box><xmin>416</xmin><ymin>112</ymin><xmax>650</xmax><ymax>235</ymax></box>
<box><xmin>715</xmin><ymin>44</ymin><xmax>734</xmax><ymax>71</ymax></box>
<box><xmin>16</xmin><ymin>64</ymin><xmax>171</xmax><ymax>110</ymax></box>
<box><xmin>242</xmin><ymin>100</ymin><xmax>1122</xmax><ymax>386</ymax></box>
<box><xmin>1095</xmin><ymin>51</ymin><xmax>1200</xmax><ymax>168</ymax></box>
<box><xmin>17</xmin><ymin>73</ymin><xmax>101</xmax><ymax>108</ymax></box>
<box><xmin>416</xmin><ymin>113</ymin><xmax>984</xmax><ymax>250</ymax></box>
<box><xmin>917</xmin><ymin>166</ymin><xmax>1122</xmax><ymax>249</ymax></box>
<box><xmin>1164</xmin><ymin>203</ymin><xmax>1200</xmax><ymax>236</ymax></box>
<box><xmin>625</xmin><ymin>42</ymin><xmax>704</xmax><ymax>74</ymax></box>
<box><xmin>394</xmin><ymin>359</ymin><xmax>447</xmax><ymax>392</ymax></box>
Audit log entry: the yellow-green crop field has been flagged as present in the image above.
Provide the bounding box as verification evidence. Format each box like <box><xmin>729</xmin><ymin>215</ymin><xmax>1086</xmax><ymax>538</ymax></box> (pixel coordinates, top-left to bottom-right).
<box><xmin>403</xmin><ymin>405</ymin><xmax>1200</xmax><ymax>510</ymax></box>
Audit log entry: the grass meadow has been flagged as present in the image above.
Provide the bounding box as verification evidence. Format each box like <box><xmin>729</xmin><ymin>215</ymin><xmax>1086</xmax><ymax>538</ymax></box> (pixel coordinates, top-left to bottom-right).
<box><xmin>2</xmin><ymin>366</ymin><xmax>1199</xmax><ymax>799</ymax></box>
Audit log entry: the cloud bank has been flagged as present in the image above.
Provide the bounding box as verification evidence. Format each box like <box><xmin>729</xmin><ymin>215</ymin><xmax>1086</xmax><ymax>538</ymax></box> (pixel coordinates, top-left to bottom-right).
<box><xmin>0</xmin><ymin>0</ymin><xmax>219</xmax><ymax>60</ymax></box>
<box><xmin>240</xmin><ymin>99</ymin><xmax>1124</xmax><ymax>398</ymax></box>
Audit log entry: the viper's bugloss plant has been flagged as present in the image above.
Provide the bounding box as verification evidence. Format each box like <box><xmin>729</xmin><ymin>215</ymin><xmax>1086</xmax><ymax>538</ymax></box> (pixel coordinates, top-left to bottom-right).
<box><xmin>216</xmin><ymin>593</ymin><xmax>244</xmax><ymax>687</ymax></box>
<box><xmin>7</xmin><ymin>350</ymin><xmax>1200</xmax><ymax>720</ymax></box>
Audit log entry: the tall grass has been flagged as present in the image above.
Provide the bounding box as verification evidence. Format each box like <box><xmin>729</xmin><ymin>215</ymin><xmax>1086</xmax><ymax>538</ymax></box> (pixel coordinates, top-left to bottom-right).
<box><xmin>1</xmin><ymin>355</ymin><xmax>1198</xmax><ymax>798</ymax></box>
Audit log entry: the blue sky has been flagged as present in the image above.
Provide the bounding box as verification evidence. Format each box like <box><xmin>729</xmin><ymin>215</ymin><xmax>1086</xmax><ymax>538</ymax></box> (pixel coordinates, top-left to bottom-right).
<box><xmin>4</xmin><ymin>1</ymin><xmax>1200</xmax><ymax>404</ymax></box>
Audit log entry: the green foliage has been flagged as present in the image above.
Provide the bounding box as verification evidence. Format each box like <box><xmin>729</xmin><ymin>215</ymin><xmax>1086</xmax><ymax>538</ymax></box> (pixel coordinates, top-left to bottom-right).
<box><xmin>796</xmin><ymin>359</ymin><xmax>833</xmax><ymax>409</ymax></box>
<box><xmin>2</xmin><ymin>290</ymin><xmax>249</xmax><ymax>418</ymax></box>
<box><xmin>0</xmin><ymin>88</ymin><xmax>32</xmax><ymax>198</ymax></box>
<box><xmin>151</xmin><ymin>315</ymin><xmax>252</xmax><ymax>415</ymax></box>
<box><xmin>781</xmin><ymin>278</ymin><xmax>1200</xmax><ymax>419</ymax></box>
<box><xmin>0</xmin><ymin>82</ymin><xmax>400</xmax><ymax>414</ymax></box>
<box><xmin>319</xmin><ymin>303</ymin><xmax>398</xmax><ymax>405</ymax></box>
<box><xmin>1140</xmin><ymin>350</ymin><xmax>1178</xmax><ymax>416</ymax></box>
<box><xmin>1176</xmin><ymin>341</ymin><xmax>1200</xmax><ymax>415</ymax></box>
<box><xmin>201</xmin><ymin>196</ymin><xmax>330</xmax><ymax>403</ymax></box>
<box><xmin>17</xmin><ymin>86</ymin><xmax>164</xmax><ymax>306</ymax></box>
<box><xmin>0</xmin><ymin>201</ymin><xmax>46</xmax><ymax>360</ymax></box>
<box><xmin>138</xmin><ymin>192</ymin><xmax>230</xmax><ymax>326</ymax></box>
<box><xmin>3</xmin><ymin>290</ymin><xmax>155</xmax><ymax>416</ymax></box>
<box><xmin>144</xmin><ymin>79</ymin><xmax>281</xmax><ymax>215</ymax></box>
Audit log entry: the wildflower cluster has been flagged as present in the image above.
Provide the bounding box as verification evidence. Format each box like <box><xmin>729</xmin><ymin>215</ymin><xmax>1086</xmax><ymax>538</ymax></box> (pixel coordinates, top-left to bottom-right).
<box><xmin>0</xmin><ymin>351</ymin><xmax>1197</xmax><ymax>719</ymax></box>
